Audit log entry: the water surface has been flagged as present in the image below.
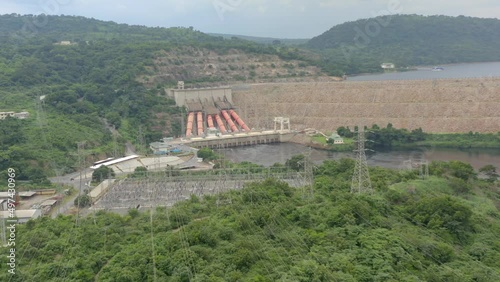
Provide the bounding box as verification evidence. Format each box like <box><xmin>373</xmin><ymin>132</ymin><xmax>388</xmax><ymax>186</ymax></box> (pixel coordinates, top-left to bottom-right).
<box><xmin>217</xmin><ymin>143</ymin><xmax>500</xmax><ymax>170</ymax></box>
<box><xmin>348</xmin><ymin>61</ymin><xmax>500</xmax><ymax>81</ymax></box>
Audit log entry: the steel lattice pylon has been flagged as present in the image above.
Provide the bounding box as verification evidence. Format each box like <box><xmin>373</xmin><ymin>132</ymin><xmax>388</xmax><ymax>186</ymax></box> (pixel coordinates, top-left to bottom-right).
<box><xmin>351</xmin><ymin>128</ymin><xmax>373</xmax><ymax>194</ymax></box>
<box><xmin>302</xmin><ymin>148</ymin><xmax>314</xmax><ymax>200</ymax></box>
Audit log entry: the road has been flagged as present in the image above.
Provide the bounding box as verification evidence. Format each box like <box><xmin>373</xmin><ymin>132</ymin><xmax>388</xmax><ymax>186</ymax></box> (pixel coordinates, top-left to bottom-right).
<box><xmin>49</xmin><ymin>168</ymin><xmax>93</xmax><ymax>218</ymax></box>
<box><xmin>125</xmin><ymin>141</ymin><xmax>136</xmax><ymax>156</ymax></box>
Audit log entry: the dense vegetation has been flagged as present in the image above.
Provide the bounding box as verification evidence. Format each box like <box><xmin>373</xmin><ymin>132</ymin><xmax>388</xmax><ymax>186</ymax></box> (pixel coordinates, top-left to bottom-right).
<box><xmin>308</xmin><ymin>15</ymin><xmax>500</xmax><ymax>75</ymax></box>
<box><xmin>1</xmin><ymin>159</ymin><xmax>499</xmax><ymax>281</ymax></box>
<box><xmin>336</xmin><ymin>124</ymin><xmax>500</xmax><ymax>150</ymax></box>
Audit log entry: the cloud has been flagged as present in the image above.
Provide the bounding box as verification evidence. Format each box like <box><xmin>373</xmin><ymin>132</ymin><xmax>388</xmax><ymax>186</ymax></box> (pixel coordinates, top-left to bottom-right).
<box><xmin>1</xmin><ymin>0</ymin><xmax>498</xmax><ymax>38</ymax></box>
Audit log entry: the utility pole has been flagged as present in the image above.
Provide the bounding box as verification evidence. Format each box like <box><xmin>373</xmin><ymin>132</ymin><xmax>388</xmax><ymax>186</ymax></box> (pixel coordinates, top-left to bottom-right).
<box><xmin>76</xmin><ymin>141</ymin><xmax>86</xmax><ymax>226</ymax></box>
<box><xmin>180</xmin><ymin>107</ymin><xmax>185</xmax><ymax>138</ymax></box>
<box><xmin>112</xmin><ymin>125</ymin><xmax>118</xmax><ymax>158</ymax></box>
<box><xmin>138</xmin><ymin>125</ymin><xmax>146</xmax><ymax>155</ymax></box>
<box><xmin>351</xmin><ymin>128</ymin><xmax>373</xmax><ymax>194</ymax></box>
<box><xmin>1</xmin><ymin>201</ymin><xmax>6</xmax><ymax>246</ymax></box>
<box><xmin>419</xmin><ymin>160</ymin><xmax>429</xmax><ymax>179</ymax></box>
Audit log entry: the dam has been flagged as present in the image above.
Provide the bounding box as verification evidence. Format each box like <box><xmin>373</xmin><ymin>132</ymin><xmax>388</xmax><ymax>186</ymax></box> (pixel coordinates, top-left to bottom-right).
<box><xmin>231</xmin><ymin>78</ymin><xmax>500</xmax><ymax>133</ymax></box>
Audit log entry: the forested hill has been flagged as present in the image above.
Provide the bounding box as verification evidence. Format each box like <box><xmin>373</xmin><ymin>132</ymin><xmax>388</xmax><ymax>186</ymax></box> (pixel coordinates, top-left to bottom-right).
<box><xmin>307</xmin><ymin>15</ymin><xmax>500</xmax><ymax>73</ymax></box>
<box><xmin>0</xmin><ymin>14</ymin><xmax>217</xmax><ymax>43</ymax></box>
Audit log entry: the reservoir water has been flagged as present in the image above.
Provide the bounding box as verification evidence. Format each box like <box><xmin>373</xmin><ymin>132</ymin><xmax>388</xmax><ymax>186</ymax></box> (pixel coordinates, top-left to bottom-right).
<box><xmin>217</xmin><ymin>143</ymin><xmax>500</xmax><ymax>171</ymax></box>
<box><xmin>348</xmin><ymin>61</ymin><xmax>500</xmax><ymax>81</ymax></box>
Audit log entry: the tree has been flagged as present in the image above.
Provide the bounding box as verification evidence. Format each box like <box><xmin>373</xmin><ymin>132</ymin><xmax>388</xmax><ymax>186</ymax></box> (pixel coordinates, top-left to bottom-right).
<box><xmin>448</xmin><ymin>161</ymin><xmax>477</xmax><ymax>181</ymax></box>
<box><xmin>92</xmin><ymin>166</ymin><xmax>115</xmax><ymax>183</ymax></box>
<box><xmin>430</xmin><ymin>161</ymin><xmax>477</xmax><ymax>181</ymax></box>
<box><xmin>106</xmin><ymin>112</ymin><xmax>122</xmax><ymax>129</ymax></box>
<box><xmin>130</xmin><ymin>166</ymin><xmax>147</xmax><ymax>178</ymax></box>
<box><xmin>197</xmin><ymin>147</ymin><xmax>218</xmax><ymax>161</ymax></box>
<box><xmin>479</xmin><ymin>165</ymin><xmax>498</xmax><ymax>182</ymax></box>
<box><xmin>74</xmin><ymin>195</ymin><xmax>91</xmax><ymax>207</ymax></box>
<box><xmin>285</xmin><ymin>154</ymin><xmax>305</xmax><ymax>171</ymax></box>
<box><xmin>408</xmin><ymin>196</ymin><xmax>473</xmax><ymax>241</ymax></box>
<box><xmin>337</xmin><ymin>126</ymin><xmax>353</xmax><ymax>138</ymax></box>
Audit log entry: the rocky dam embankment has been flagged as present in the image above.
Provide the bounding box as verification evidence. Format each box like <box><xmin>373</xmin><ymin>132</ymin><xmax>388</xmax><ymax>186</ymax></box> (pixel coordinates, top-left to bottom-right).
<box><xmin>232</xmin><ymin>78</ymin><xmax>500</xmax><ymax>133</ymax></box>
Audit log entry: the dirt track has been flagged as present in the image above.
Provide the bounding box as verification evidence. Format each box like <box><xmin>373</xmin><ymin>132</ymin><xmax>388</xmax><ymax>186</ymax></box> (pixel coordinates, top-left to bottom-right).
<box><xmin>232</xmin><ymin>78</ymin><xmax>500</xmax><ymax>133</ymax></box>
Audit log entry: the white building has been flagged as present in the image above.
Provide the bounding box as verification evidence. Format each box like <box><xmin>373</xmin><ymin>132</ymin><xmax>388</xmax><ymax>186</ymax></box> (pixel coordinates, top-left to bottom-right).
<box><xmin>328</xmin><ymin>132</ymin><xmax>344</xmax><ymax>145</ymax></box>
<box><xmin>381</xmin><ymin>63</ymin><xmax>395</xmax><ymax>69</ymax></box>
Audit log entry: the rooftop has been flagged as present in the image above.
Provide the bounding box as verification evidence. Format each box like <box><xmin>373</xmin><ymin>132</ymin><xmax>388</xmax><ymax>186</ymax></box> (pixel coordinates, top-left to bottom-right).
<box><xmin>40</xmin><ymin>199</ymin><xmax>58</xmax><ymax>207</ymax></box>
<box><xmin>1</xmin><ymin>209</ymin><xmax>40</xmax><ymax>218</ymax></box>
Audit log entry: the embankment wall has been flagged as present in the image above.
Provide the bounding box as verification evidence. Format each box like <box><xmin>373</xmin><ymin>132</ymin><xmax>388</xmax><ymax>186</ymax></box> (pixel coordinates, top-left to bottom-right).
<box><xmin>232</xmin><ymin>78</ymin><xmax>500</xmax><ymax>133</ymax></box>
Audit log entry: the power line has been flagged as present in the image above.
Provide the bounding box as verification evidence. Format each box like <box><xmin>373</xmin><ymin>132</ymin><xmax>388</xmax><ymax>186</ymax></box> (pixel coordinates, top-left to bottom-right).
<box><xmin>301</xmin><ymin>147</ymin><xmax>314</xmax><ymax>200</ymax></box>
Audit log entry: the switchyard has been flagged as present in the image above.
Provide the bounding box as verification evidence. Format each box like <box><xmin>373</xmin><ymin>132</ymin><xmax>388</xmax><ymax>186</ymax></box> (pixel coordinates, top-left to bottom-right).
<box><xmin>93</xmin><ymin>168</ymin><xmax>312</xmax><ymax>212</ymax></box>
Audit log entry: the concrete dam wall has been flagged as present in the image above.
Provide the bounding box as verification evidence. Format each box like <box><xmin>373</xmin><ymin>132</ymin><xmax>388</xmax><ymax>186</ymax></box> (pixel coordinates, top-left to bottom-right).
<box><xmin>232</xmin><ymin>78</ymin><xmax>500</xmax><ymax>133</ymax></box>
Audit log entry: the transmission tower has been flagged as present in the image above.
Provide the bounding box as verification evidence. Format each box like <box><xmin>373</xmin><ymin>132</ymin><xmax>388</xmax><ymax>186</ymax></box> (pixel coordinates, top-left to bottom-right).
<box><xmin>112</xmin><ymin>125</ymin><xmax>118</xmax><ymax>158</ymax></box>
<box><xmin>138</xmin><ymin>125</ymin><xmax>146</xmax><ymax>155</ymax></box>
<box><xmin>36</xmin><ymin>95</ymin><xmax>47</xmax><ymax>128</ymax></box>
<box><xmin>180</xmin><ymin>107</ymin><xmax>185</xmax><ymax>138</ymax></box>
<box><xmin>419</xmin><ymin>160</ymin><xmax>430</xmax><ymax>179</ymax></box>
<box><xmin>76</xmin><ymin>141</ymin><xmax>86</xmax><ymax>226</ymax></box>
<box><xmin>351</xmin><ymin>128</ymin><xmax>373</xmax><ymax>194</ymax></box>
<box><xmin>302</xmin><ymin>148</ymin><xmax>314</xmax><ymax>200</ymax></box>
<box><xmin>147</xmin><ymin>169</ymin><xmax>158</xmax><ymax>281</ymax></box>
<box><xmin>154</xmin><ymin>152</ymin><xmax>161</xmax><ymax>173</ymax></box>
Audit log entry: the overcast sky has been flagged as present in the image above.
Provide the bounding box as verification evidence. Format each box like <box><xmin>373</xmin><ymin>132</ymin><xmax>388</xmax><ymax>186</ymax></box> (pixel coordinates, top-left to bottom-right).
<box><xmin>1</xmin><ymin>0</ymin><xmax>499</xmax><ymax>38</ymax></box>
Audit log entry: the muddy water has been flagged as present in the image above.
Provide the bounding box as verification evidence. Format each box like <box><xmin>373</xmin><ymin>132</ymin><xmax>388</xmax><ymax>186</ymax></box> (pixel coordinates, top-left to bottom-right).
<box><xmin>216</xmin><ymin>143</ymin><xmax>500</xmax><ymax>170</ymax></box>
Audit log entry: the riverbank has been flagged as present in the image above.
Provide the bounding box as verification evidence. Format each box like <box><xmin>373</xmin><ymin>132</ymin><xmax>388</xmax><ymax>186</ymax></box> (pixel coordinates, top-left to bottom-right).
<box><xmin>287</xmin><ymin>131</ymin><xmax>500</xmax><ymax>161</ymax></box>
<box><xmin>393</xmin><ymin>133</ymin><xmax>500</xmax><ymax>150</ymax></box>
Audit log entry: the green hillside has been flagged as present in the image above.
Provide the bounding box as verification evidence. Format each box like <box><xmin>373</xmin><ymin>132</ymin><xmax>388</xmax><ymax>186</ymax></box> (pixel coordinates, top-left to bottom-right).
<box><xmin>1</xmin><ymin>159</ymin><xmax>499</xmax><ymax>281</ymax></box>
<box><xmin>0</xmin><ymin>14</ymin><xmax>315</xmax><ymax>182</ymax></box>
<box><xmin>308</xmin><ymin>15</ymin><xmax>500</xmax><ymax>75</ymax></box>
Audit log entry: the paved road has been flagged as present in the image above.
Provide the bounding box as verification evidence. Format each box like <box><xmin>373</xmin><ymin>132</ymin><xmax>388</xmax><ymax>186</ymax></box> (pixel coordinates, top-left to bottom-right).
<box><xmin>49</xmin><ymin>169</ymin><xmax>93</xmax><ymax>218</ymax></box>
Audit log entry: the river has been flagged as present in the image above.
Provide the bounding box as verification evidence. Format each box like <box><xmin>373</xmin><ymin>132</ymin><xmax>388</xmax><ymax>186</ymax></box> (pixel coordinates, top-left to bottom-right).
<box><xmin>348</xmin><ymin>61</ymin><xmax>500</xmax><ymax>81</ymax></box>
<box><xmin>216</xmin><ymin>143</ymin><xmax>500</xmax><ymax>170</ymax></box>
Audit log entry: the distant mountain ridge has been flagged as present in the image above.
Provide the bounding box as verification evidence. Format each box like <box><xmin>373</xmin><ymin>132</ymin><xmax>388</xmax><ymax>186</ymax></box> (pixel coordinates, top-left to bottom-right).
<box><xmin>209</xmin><ymin>33</ymin><xmax>309</xmax><ymax>45</ymax></box>
<box><xmin>307</xmin><ymin>14</ymin><xmax>500</xmax><ymax>71</ymax></box>
<box><xmin>0</xmin><ymin>13</ymin><xmax>217</xmax><ymax>44</ymax></box>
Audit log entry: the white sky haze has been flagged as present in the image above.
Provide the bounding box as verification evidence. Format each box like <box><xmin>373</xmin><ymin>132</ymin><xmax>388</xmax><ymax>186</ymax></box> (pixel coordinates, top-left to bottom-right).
<box><xmin>1</xmin><ymin>0</ymin><xmax>499</xmax><ymax>38</ymax></box>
